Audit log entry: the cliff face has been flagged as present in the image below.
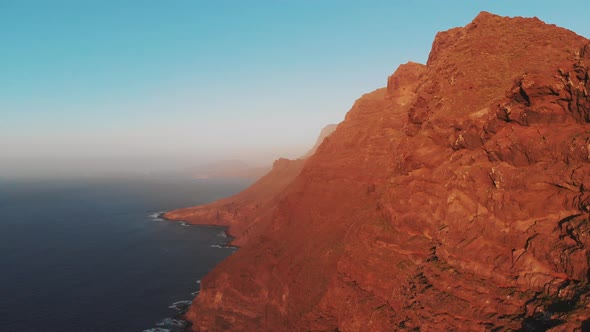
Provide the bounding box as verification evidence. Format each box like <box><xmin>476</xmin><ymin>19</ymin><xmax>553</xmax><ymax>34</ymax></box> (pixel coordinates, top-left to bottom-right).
<box><xmin>165</xmin><ymin>157</ymin><xmax>305</xmax><ymax>246</ymax></box>
<box><xmin>165</xmin><ymin>126</ymin><xmax>338</xmax><ymax>246</ymax></box>
<box><xmin>177</xmin><ymin>12</ymin><xmax>590</xmax><ymax>331</ymax></box>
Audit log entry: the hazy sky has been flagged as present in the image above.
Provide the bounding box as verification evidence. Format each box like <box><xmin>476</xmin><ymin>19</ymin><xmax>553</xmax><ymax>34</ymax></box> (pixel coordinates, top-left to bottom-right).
<box><xmin>2</xmin><ymin>1</ymin><xmax>590</xmax><ymax>178</ymax></box>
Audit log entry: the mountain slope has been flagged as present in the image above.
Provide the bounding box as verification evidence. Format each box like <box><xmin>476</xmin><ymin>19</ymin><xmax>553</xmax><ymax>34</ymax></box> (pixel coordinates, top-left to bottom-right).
<box><xmin>164</xmin><ymin>125</ymin><xmax>337</xmax><ymax>246</ymax></box>
<box><xmin>179</xmin><ymin>12</ymin><xmax>590</xmax><ymax>331</ymax></box>
<box><xmin>165</xmin><ymin>157</ymin><xmax>305</xmax><ymax>246</ymax></box>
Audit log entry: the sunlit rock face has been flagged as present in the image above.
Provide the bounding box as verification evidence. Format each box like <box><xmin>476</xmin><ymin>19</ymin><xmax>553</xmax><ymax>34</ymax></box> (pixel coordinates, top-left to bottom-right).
<box><xmin>172</xmin><ymin>12</ymin><xmax>590</xmax><ymax>331</ymax></box>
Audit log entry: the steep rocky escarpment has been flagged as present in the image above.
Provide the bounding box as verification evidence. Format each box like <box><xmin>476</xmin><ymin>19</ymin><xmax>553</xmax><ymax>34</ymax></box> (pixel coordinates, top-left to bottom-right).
<box><xmin>164</xmin><ymin>125</ymin><xmax>337</xmax><ymax>246</ymax></box>
<box><xmin>164</xmin><ymin>157</ymin><xmax>306</xmax><ymax>246</ymax></box>
<box><xmin>178</xmin><ymin>12</ymin><xmax>590</xmax><ymax>331</ymax></box>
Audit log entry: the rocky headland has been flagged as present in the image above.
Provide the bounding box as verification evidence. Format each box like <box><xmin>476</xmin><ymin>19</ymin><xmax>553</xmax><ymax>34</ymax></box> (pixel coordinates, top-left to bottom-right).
<box><xmin>166</xmin><ymin>12</ymin><xmax>590</xmax><ymax>331</ymax></box>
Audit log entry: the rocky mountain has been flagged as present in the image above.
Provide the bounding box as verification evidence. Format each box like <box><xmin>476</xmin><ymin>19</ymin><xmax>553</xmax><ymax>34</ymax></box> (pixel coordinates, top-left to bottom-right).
<box><xmin>167</xmin><ymin>12</ymin><xmax>590</xmax><ymax>331</ymax></box>
<box><xmin>165</xmin><ymin>125</ymin><xmax>337</xmax><ymax>246</ymax></box>
<box><xmin>166</xmin><ymin>157</ymin><xmax>305</xmax><ymax>246</ymax></box>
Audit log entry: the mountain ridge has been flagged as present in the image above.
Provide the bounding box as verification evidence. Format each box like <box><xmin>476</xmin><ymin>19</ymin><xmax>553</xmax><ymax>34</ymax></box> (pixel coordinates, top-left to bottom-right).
<box><xmin>170</xmin><ymin>12</ymin><xmax>590</xmax><ymax>331</ymax></box>
<box><xmin>164</xmin><ymin>124</ymin><xmax>337</xmax><ymax>246</ymax></box>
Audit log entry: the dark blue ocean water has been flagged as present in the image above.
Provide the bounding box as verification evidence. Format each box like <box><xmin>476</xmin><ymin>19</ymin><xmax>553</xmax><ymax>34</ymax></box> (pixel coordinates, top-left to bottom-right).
<box><xmin>0</xmin><ymin>176</ymin><xmax>250</xmax><ymax>332</ymax></box>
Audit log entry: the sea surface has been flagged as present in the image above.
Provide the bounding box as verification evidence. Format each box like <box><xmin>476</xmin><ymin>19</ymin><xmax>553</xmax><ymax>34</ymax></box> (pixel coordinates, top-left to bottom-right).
<box><xmin>0</xmin><ymin>176</ymin><xmax>251</xmax><ymax>332</ymax></box>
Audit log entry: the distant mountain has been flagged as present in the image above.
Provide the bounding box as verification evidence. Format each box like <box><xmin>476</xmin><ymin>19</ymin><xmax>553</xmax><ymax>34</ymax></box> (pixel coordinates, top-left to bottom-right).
<box><xmin>177</xmin><ymin>125</ymin><xmax>337</xmax><ymax>181</ymax></box>
<box><xmin>302</xmin><ymin>124</ymin><xmax>337</xmax><ymax>158</ymax></box>
<box><xmin>181</xmin><ymin>160</ymin><xmax>269</xmax><ymax>180</ymax></box>
<box><xmin>166</xmin><ymin>124</ymin><xmax>339</xmax><ymax>245</ymax></box>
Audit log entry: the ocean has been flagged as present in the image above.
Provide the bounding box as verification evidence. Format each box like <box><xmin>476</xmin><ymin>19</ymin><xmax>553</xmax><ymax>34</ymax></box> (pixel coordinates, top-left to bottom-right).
<box><xmin>0</xmin><ymin>176</ymin><xmax>250</xmax><ymax>332</ymax></box>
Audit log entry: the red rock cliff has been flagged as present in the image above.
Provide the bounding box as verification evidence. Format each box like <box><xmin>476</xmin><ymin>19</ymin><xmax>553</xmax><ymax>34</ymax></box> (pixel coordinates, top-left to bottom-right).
<box><xmin>164</xmin><ymin>157</ymin><xmax>306</xmax><ymax>246</ymax></box>
<box><xmin>165</xmin><ymin>125</ymin><xmax>337</xmax><ymax>246</ymax></box>
<box><xmin>180</xmin><ymin>12</ymin><xmax>590</xmax><ymax>331</ymax></box>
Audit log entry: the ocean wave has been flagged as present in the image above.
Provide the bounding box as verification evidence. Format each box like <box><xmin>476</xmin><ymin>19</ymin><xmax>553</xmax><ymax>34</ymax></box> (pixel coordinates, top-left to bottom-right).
<box><xmin>148</xmin><ymin>211</ymin><xmax>166</xmax><ymax>222</ymax></box>
<box><xmin>143</xmin><ymin>328</ymin><xmax>171</xmax><ymax>332</ymax></box>
<box><xmin>180</xmin><ymin>222</ymin><xmax>190</xmax><ymax>227</ymax></box>
<box><xmin>217</xmin><ymin>231</ymin><xmax>227</xmax><ymax>238</ymax></box>
<box><xmin>210</xmin><ymin>244</ymin><xmax>237</xmax><ymax>250</ymax></box>
<box><xmin>191</xmin><ymin>279</ymin><xmax>202</xmax><ymax>296</ymax></box>
<box><xmin>156</xmin><ymin>318</ymin><xmax>189</xmax><ymax>328</ymax></box>
<box><xmin>168</xmin><ymin>300</ymin><xmax>192</xmax><ymax>312</ymax></box>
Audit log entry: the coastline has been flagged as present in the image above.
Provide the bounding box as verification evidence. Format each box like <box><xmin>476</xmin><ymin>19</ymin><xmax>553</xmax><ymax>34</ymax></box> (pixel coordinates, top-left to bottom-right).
<box><xmin>143</xmin><ymin>211</ymin><xmax>239</xmax><ymax>332</ymax></box>
<box><xmin>153</xmin><ymin>158</ymin><xmax>308</xmax><ymax>330</ymax></box>
<box><xmin>159</xmin><ymin>212</ymin><xmax>240</xmax><ymax>249</ymax></box>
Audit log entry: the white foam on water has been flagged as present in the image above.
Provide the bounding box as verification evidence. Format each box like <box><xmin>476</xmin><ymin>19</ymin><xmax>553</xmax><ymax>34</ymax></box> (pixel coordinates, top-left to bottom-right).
<box><xmin>191</xmin><ymin>290</ymin><xmax>200</xmax><ymax>296</ymax></box>
<box><xmin>143</xmin><ymin>328</ymin><xmax>171</xmax><ymax>332</ymax></box>
<box><xmin>148</xmin><ymin>211</ymin><xmax>166</xmax><ymax>222</ymax></box>
<box><xmin>196</xmin><ymin>280</ymin><xmax>201</xmax><ymax>285</ymax></box>
<box><xmin>180</xmin><ymin>222</ymin><xmax>190</xmax><ymax>227</ymax></box>
<box><xmin>217</xmin><ymin>231</ymin><xmax>227</xmax><ymax>238</ymax></box>
<box><xmin>156</xmin><ymin>318</ymin><xmax>188</xmax><ymax>328</ymax></box>
<box><xmin>211</xmin><ymin>244</ymin><xmax>238</xmax><ymax>250</ymax></box>
<box><xmin>168</xmin><ymin>300</ymin><xmax>192</xmax><ymax>311</ymax></box>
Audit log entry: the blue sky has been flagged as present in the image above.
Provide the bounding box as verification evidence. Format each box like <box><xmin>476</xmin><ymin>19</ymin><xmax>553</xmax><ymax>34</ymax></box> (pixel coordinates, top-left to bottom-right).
<box><xmin>2</xmin><ymin>1</ymin><xmax>590</xmax><ymax>177</ymax></box>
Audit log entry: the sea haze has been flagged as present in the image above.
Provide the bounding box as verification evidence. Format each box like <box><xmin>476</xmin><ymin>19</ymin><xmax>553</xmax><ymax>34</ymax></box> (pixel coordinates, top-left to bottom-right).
<box><xmin>0</xmin><ymin>176</ymin><xmax>251</xmax><ymax>332</ymax></box>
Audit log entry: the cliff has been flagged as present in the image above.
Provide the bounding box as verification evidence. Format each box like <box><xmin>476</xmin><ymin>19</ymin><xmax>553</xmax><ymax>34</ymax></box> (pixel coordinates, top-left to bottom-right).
<box><xmin>164</xmin><ymin>125</ymin><xmax>337</xmax><ymax>246</ymax></box>
<box><xmin>174</xmin><ymin>12</ymin><xmax>590</xmax><ymax>331</ymax></box>
<box><xmin>165</xmin><ymin>157</ymin><xmax>305</xmax><ymax>246</ymax></box>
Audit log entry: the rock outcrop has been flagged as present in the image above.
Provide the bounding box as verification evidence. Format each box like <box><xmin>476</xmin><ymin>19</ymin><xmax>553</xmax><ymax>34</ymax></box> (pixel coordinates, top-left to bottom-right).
<box><xmin>172</xmin><ymin>12</ymin><xmax>590</xmax><ymax>331</ymax></box>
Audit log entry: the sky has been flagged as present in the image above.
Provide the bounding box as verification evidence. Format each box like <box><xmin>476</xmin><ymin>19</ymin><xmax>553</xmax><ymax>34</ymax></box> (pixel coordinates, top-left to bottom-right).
<box><xmin>1</xmin><ymin>1</ymin><xmax>590</xmax><ymax>178</ymax></box>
